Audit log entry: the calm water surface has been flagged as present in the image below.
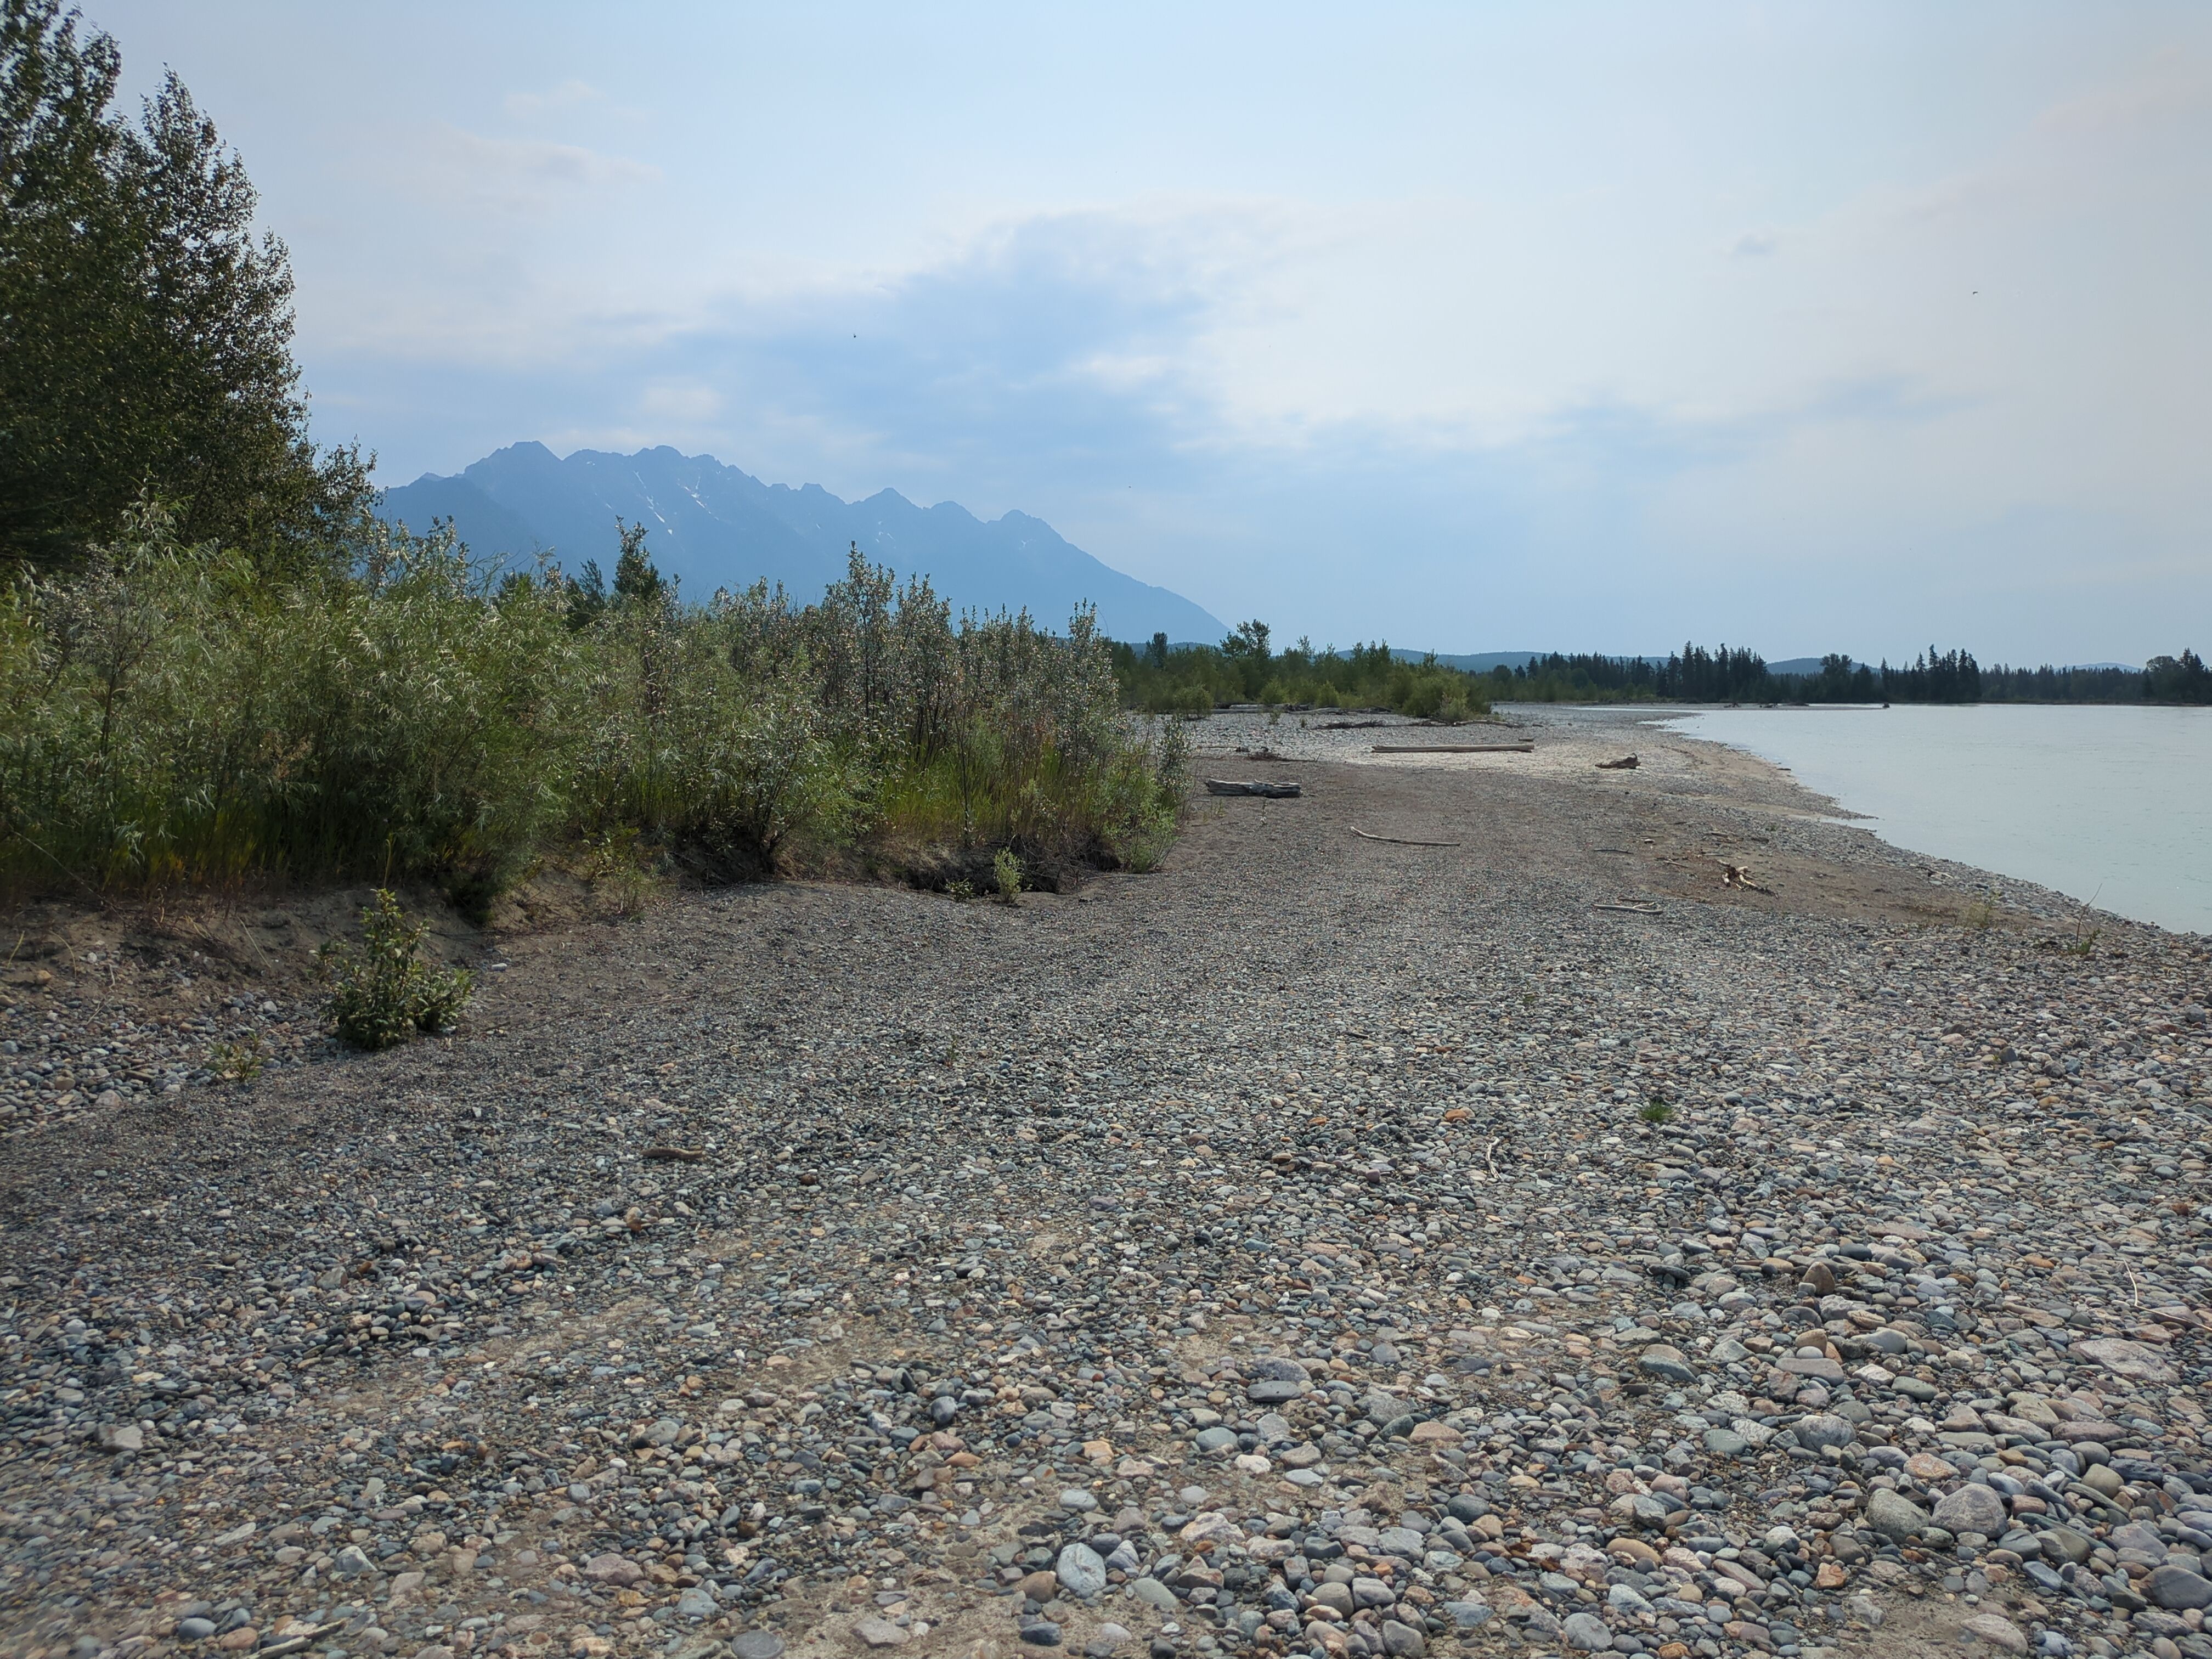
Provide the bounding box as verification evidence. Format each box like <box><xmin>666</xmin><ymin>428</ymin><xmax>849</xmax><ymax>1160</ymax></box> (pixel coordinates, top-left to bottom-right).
<box><xmin>1662</xmin><ymin>704</ymin><xmax>2212</xmax><ymax>936</ymax></box>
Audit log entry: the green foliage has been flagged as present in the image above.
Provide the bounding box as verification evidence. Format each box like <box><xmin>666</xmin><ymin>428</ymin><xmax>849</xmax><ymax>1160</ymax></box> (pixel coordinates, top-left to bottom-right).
<box><xmin>319</xmin><ymin>889</ymin><xmax>475</xmax><ymax>1050</ymax></box>
<box><xmin>0</xmin><ymin>525</ymin><xmax>1181</xmax><ymax>900</ymax></box>
<box><xmin>0</xmin><ymin>0</ymin><xmax>371</xmax><ymax>573</ymax></box>
<box><xmin>1114</xmin><ymin>633</ymin><xmax>1493</xmax><ymax>720</ymax></box>
<box><xmin>992</xmin><ymin>847</ymin><xmax>1023</xmax><ymax>904</ymax></box>
<box><xmin>2143</xmin><ymin>648</ymin><xmax>2212</xmax><ymax>704</ymax></box>
<box><xmin>1639</xmin><ymin>1101</ymin><xmax>1673</xmax><ymax>1124</ymax></box>
<box><xmin>580</xmin><ymin>825</ymin><xmax>666</xmax><ymax>915</ymax></box>
<box><xmin>205</xmin><ymin>1032</ymin><xmax>267</xmax><ymax>1084</ymax></box>
<box><xmin>611</xmin><ymin>520</ymin><xmax>666</xmax><ymax>607</ymax></box>
<box><xmin>565</xmin><ymin>559</ymin><xmax>608</xmax><ymax>630</ymax></box>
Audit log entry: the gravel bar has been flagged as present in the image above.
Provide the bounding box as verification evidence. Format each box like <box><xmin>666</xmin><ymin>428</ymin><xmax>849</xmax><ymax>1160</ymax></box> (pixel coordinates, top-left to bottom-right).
<box><xmin>3</xmin><ymin>711</ymin><xmax>2209</xmax><ymax>1659</ymax></box>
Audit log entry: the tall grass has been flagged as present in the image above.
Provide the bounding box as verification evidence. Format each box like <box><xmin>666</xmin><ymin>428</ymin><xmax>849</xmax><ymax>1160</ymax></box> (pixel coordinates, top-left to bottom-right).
<box><xmin>0</xmin><ymin>517</ymin><xmax>1184</xmax><ymax>902</ymax></box>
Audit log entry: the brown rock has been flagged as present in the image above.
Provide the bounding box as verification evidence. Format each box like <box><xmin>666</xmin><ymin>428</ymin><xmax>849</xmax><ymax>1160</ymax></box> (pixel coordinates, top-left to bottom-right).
<box><xmin>1958</xmin><ymin>1612</ymin><xmax>2028</xmax><ymax>1652</ymax></box>
<box><xmin>582</xmin><ymin>1553</ymin><xmax>645</xmax><ymax>1587</ymax></box>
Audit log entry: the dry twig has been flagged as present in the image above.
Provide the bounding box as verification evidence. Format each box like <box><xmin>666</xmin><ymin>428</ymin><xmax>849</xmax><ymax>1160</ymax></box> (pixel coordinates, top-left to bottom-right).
<box><xmin>1352</xmin><ymin>826</ymin><xmax>1462</xmax><ymax>848</ymax></box>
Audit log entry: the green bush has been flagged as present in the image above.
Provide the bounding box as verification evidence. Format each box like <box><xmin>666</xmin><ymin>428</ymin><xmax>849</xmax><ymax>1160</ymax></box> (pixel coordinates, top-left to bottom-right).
<box><xmin>992</xmin><ymin>847</ymin><xmax>1023</xmax><ymax>904</ymax></box>
<box><xmin>319</xmin><ymin>889</ymin><xmax>475</xmax><ymax>1050</ymax></box>
<box><xmin>1312</xmin><ymin>683</ymin><xmax>1341</xmax><ymax>708</ymax></box>
<box><xmin>1173</xmin><ymin>684</ymin><xmax>1214</xmax><ymax>718</ymax></box>
<box><xmin>0</xmin><ymin>529</ymin><xmax>1180</xmax><ymax>899</ymax></box>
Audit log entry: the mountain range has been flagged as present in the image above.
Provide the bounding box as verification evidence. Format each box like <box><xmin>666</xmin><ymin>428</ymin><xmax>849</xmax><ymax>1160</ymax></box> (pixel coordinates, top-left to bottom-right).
<box><xmin>378</xmin><ymin>443</ymin><xmax>1226</xmax><ymax>642</ymax></box>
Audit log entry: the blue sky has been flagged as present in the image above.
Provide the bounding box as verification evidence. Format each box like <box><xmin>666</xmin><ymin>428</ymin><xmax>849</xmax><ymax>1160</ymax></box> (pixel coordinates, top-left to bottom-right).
<box><xmin>96</xmin><ymin>2</ymin><xmax>2212</xmax><ymax>662</ymax></box>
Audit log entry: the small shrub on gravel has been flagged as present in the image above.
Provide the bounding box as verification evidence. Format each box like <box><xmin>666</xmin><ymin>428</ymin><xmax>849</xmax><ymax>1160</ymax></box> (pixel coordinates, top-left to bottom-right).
<box><xmin>319</xmin><ymin>889</ymin><xmax>475</xmax><ymax>1049</ymax></box>
<box><xmin>992</xmin><ymin>848</ymin><xmax>1023</xmax><ymax>904</ymax></box>
<box><xmin>205</xmin><ymin>1033</ymin><xmax>268</xmax><ymax>1084</ymax></box>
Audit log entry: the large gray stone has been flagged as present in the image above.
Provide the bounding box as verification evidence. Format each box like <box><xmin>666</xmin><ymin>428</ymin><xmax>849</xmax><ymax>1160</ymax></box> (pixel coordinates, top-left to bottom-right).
<box><xmin>1930</xmin><ymin>1483</ymin><xmax>2008</xmax><ymax>1539</ymax></box>
<box><xmin>1057</xmin><ymin>1542</ymin><xmax>1108</xmax><ymax>1599</ymax></box>
<box><xmin>1378</xmin><ymin>1620</ymin><xmax>1424</xmax><ymax>1657</ymax></box>
<box><xmin>2147</xmin><ymin>1564</ymin><xmax>2212</xmax><ymax>1611</ymax></box>
<box><xmin>1637</xmin><ymin>1345</ymin><xmax>1695</xmax><ymax>1384</ymax></box>
<box><xmin>2039</xmin><ymin>1528</ymin><xmax>2093</xmax><ymax>1566</ymax></box>
<box><xmin>1793</xmin><ymin>1413</ymin><xmax>1855</xmax><ymax>1453</ymax></box>
<box><xmin>1865</xmin><ymin>1488</ymin><xmax>1929</xmax><ymax>1543</ymax></box>
<box><xmin>1560</xmin><ymin>1611</ymin><xmax>1615</xmax><ymax>1651</ymax></box>
<box><xmin>1127</xmin><ymin>1578</ymin><xmax>1177</xmax><ymax>1611</ymax></box>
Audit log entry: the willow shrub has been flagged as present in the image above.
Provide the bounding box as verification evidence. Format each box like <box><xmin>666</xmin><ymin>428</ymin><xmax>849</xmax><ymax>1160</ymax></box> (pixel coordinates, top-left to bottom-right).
<box><xmin>0</xmin><ymin>524</ymin><xmax>1181</xmax><ymax>899</ymax></box>
<box><xmin>0</xmin><ymin>515</ymin><xmax>571</xmax><ymax>900</ymax></box>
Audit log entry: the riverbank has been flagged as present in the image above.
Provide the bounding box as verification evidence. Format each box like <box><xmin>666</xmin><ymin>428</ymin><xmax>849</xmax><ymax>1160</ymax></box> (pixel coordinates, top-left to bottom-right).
<box><xmin>2</xmin><ymin>720</ymin><xmax>2208</xmax><ymax>1659</ymax></box>
<box><xmin>1649</xmin><ymin>704</ymin><xmax>2212</xmax><ymax>939</ymax></box>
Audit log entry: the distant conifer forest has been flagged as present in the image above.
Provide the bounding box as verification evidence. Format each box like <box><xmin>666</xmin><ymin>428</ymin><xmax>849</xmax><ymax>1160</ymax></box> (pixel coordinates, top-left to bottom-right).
<box><xmin>1112</xmin><ymin>632</ymin><xmax>2212</xmax><ymax>710</ymax></box>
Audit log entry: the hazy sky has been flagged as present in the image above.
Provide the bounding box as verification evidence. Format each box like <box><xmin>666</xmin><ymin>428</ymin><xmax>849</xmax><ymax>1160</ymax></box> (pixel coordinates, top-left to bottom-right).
<box><xmin>94</xmin><ymin>2</ymin><xmax>2212</xmax><ymax>661</ymax></box>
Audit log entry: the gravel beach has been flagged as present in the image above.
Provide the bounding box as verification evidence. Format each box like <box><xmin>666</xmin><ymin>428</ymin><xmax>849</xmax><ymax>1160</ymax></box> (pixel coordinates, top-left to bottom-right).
<box><xmin>4</xmin><ymin>707</ymin><xmax>2209</xmax><ymax>1659</ymax></box>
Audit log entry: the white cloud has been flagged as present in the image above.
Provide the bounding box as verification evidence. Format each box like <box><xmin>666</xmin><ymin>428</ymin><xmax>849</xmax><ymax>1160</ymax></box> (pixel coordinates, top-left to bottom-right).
<box><xmin>501</xmin><ymin>79</ymin><xmax>607</xmax><ymax>121</ymax></box>
<box><xmin>2035</xmin><ymin>47</ymin><xmax>2212</xmax><ymax>136</ymax></box>
<box><xmin>391</xmin><ymin>123</ymin><xmax>660</xmax><ymax>215</ymax></box>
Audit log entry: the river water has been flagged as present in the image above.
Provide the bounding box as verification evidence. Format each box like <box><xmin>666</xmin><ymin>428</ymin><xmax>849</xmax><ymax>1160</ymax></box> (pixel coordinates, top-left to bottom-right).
<box><xmin>1661</xmin><ymin>703</ymin><xmax>2212</xmax><ymax>936</ymax></box>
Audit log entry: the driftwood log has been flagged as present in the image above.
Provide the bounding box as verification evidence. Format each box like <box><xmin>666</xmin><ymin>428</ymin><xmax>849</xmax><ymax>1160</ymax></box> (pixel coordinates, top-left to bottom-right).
<box><xmin>1370</xmin><ymin>742</ymin><xmax>1533</xmax><ymax>755</ymax></box>
<box><xmin>1596</xmin><ymin>754</ymin><xmax>1639</xmax><ymax>770</ymax></box>
<box><xmin>1205</xmin><ymin>779</ymin><xmax>1302</xmax><ymax>798</ymax></box>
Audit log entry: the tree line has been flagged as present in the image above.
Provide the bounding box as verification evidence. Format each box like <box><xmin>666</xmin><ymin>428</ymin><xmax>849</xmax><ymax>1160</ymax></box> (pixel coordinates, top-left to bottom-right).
<box><xmin>1424</xmin><ymin>644</ymin><xmax>2210</xmax><ymax>706</ymax></box>
<box><xmin>1111</xmin><ymin>624</ymin><xmax>1494</xmax><ymax>722</ymax></box>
